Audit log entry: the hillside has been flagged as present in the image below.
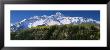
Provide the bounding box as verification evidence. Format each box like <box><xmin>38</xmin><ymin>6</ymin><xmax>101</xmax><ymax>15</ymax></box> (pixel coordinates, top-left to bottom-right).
<box><xmin>11</xmin><ymin>24</ymin><xmax>100</xmax><ymax>40</ymax></box>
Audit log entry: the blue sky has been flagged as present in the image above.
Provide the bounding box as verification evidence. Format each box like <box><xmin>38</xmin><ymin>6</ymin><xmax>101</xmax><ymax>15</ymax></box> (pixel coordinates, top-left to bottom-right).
<box><xmin>11</xmin><ymin>10</ymin><xmax>100</xmax><ymax>24</ymax></box>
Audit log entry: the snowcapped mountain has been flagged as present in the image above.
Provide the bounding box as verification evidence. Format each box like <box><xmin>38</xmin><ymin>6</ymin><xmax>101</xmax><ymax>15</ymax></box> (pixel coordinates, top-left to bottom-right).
<box><xmin>11</xmin><ymin>12</ymin><xmax>100</xmax><ymax>32</ymax></box>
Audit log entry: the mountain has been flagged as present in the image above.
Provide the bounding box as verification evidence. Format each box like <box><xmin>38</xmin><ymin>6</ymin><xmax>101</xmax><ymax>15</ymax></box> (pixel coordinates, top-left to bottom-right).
<box><xmin>11</xmin><ymin>12</ymin><xmax>100</xmax><ymax>32</ymax></box>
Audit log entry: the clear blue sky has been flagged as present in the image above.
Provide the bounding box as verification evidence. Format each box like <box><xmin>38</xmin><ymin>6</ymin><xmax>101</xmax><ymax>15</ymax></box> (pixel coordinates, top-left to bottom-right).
<box><xmin>11</xmin><ymin>10</ymin><xmax>100</xmax><ymax>24</ymax></box>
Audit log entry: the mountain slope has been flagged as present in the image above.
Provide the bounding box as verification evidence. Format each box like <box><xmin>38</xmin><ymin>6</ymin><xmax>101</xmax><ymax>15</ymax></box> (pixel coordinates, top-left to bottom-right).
<box><xmin>11</xmin><ymin>24</ymin><xmax>100</xmax><ymax>40</ymax></box>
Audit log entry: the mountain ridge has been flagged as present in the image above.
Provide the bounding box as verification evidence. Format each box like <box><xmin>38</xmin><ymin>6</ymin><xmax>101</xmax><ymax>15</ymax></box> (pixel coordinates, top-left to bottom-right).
<box><xmin>11</xmin><ymin>12</ymin><xmax>100</xmax><ymax>32</ymax></box>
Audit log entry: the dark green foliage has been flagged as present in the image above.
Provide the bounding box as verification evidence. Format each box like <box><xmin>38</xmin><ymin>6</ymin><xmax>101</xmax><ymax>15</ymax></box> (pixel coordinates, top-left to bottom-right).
<box><xmin>11</xmin><ymin>24</ymin><xmax>100</xmax><ymax>40</ymax></box>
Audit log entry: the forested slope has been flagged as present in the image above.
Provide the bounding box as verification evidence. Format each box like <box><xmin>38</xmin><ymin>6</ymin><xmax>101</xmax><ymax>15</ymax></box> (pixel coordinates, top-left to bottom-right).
<box><xmin>11</xmin><ymin>24</ymin><xmax>100</xmax><ymax>40</ymax></box>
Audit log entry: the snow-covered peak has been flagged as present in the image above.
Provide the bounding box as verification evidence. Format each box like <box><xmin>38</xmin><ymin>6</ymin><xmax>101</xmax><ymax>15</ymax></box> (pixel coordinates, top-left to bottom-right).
<box><xmin>56</xmin><ymin>12</ymin><xmax>62</xmax><ymax>16</ymax></box>
<box><xmin>29</xmin><ymin>16</ymin><xmax>38</xmax><ymax>19</ymax></box>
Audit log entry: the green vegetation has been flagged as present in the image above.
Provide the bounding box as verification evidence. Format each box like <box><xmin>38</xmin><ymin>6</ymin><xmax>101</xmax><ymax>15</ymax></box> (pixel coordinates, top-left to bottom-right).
<box><xmin>11</xmin><ymin>24</ymin><xmax>100</xmax><ymax>40</ymax></box>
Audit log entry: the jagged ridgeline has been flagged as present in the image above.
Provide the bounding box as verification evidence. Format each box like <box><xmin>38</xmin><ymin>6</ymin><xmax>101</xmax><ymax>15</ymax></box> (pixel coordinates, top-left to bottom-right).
<box><xmin>11</xmin><ymin>12</ymin><xmax>100</xmax><ymax>40</ymax></box>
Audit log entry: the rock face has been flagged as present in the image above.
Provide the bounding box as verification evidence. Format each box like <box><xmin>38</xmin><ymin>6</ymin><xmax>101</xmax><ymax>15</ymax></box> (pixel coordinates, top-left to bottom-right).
<box><xmin>11</xmin><ymin>12</ymin><xmax>100</xmax><ymax>32</ymax></box>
